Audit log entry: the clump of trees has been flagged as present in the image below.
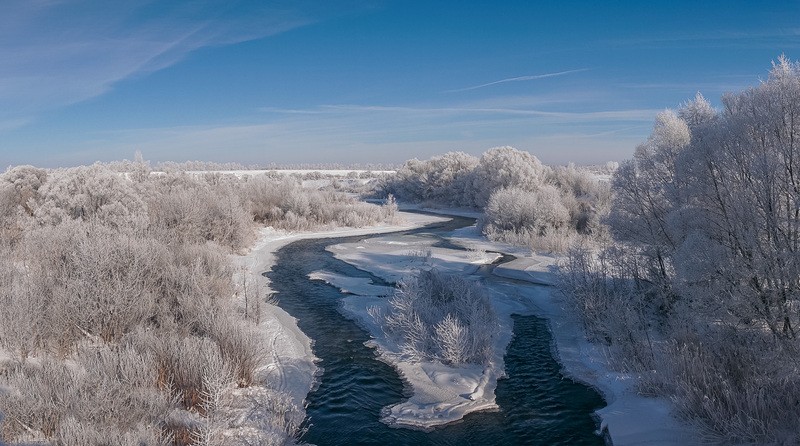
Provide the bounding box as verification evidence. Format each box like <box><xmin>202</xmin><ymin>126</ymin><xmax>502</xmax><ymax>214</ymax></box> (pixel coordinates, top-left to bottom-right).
<box><xmin>561</xmin><ymin>57</ymin><xmax>800</xmax><ymax>444</ymax></box>
<box><xmin>0</xmin><ymin>163</ymin><xmax>393</xmax><ymax>445</ymax></box>
<box><xmin>381</xmin><ymin>147</ymin><xmax>611</xmax><ymax>252</ymax></box>
<box><xmin>243</xmin><ymin>175</ymin><xmax>386</xmax><ymax>230</ymax></box>
<box><xmin>373</xmin><ymin>269</ymin><xmax>498</xmax><ymax>366</ymax></box>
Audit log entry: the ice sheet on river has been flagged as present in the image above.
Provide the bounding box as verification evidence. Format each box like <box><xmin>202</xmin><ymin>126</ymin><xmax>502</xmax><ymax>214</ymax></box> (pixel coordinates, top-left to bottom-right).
<box><xmin>308</xmin><ymin>270</ymin><xmax>395</xmax><ymax>296</ymax></box>
<box><xmin>326</xmin><ymin>233</ymin><xmax>501</xmax><ymax>283</ymax></box>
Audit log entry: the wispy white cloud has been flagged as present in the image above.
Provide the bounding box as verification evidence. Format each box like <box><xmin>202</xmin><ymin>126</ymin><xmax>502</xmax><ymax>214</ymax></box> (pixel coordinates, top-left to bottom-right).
<box><xmin>617</xmin><ymin>81</ymin><xmax>754</xmax><ymax>94</ymax></box>
<box><xmin>273</xmin><ymin>102</ymin><xmax>659</xmax><ymax>122</ymax></box>
<box><xmin>0</xmin><ymin>1</ymin><xmax>359</xmax><ymax>129</ymax></box>
<box><xmin>445</xmin><ymin>69</ymin><xmax>590</xmax><ymax>93</ymax></box>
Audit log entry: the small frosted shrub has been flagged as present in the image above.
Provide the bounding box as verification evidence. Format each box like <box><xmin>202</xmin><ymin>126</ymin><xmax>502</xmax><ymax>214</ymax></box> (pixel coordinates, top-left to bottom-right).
<box><xmin>378</xmin><ymin>269</ymin><xmax>498</xmax><ymax>366</ymax></box>
<box><xmin>483</xmin><ymin>186</ymin><xmax>575</xmax><ymax>252</ymax></box>
<box><xmin>0</xmin><ymin>348</ymin><xmax>172</xmax><ymax>445</ymax></box>
<box><xmin>242</xmin><ymin>175</ymin><xmax>385</xmax><ymax>230</ymax></box>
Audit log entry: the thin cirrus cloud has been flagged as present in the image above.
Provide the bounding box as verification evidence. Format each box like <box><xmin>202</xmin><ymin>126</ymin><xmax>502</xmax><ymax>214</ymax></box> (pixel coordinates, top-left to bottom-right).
<box><xmin>263</xmin><ymin>102</ymin><xmax>659</xmax><ymax>123</ymax></box>
<box><xmin>444</xmin><ymin>69</ymin><xmax>590</xmax><ymax>93</ymax></box>
<box><xmin>601</xmin><ymin>29</ymin><xmax>800</xmax><ymax>50</ymax></box>
<box><xmin>0</xmin><ymin>0</ymin><xmax>351</xmax><ymax>131</ymax></box>
<box><xmin>56</xmin><ymin>100</ymin><xmax>657</xmax><ymax>166</ymax></box>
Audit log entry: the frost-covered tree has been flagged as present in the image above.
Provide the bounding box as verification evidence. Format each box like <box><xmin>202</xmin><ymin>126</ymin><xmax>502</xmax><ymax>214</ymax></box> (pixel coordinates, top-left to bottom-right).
<box><xmin>671</xmin><ymin>56</ymin><xmax>800</xmax><ymax>338</ymax></box>
<box><xmin>383</xmin><ymin>146</ymin><xmax>608</xmax><ymax>251</ymax></box>
<box><xmin>469</xmin><ymin>146</ymin><xmax>549</xmax><ymax>207</ymax></box>
<box><xmin>0</xmin><ymin>165</ymin><xmax>47</xmax><ymax>216</ymax></box>
<box><xmin>607</xmin><ymin>110</ymin><xmax>692</xmax><ymax>283</ymax></box>
<box><xmin>384</xmin><ymin>151</ymin><xmax>478</xmax><ymax>206</ymax></box>
<box><xmin>33</xmin><ymin>164</ymin><xmax>148</xmax><ymax>231</ymax></box>
<box><xmin>564</xmin><ymin>57</ymin><xmax>800</xmax><ymax>444</ymax></box>
<box><xmin>377</xmin><ymin>269</ymin><xmax>498</xmax><ymax>366</ymax></box>
<box><xmin>484</xmin><ymin>186</ymin><xmax>570</xmax><ymax>239</ymax></box>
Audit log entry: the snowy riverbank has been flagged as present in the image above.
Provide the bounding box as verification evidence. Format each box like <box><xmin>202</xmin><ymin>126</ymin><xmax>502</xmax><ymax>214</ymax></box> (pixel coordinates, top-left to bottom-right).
<box><xmin>230</xmin><ymin>211</ymin><xmax>449</xmax><ymax>415</ymax></box>
<box><xmin>424</xmin><ymin>209</ymin><xmax>703</xmax><ymax>445</ymax></box>
<box><xmin>235</xmin><ymin>204</ymin><xmax>700</xmax><ymax>444</ymax></box>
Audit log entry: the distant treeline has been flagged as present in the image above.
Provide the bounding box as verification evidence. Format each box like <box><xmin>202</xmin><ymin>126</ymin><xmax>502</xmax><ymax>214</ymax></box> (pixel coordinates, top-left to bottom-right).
<box><xmin>380</xmin><ymin>146</ymin><xmax>612</xmax><ymax>252</ymax></box>
<box><xmin>102</xmin><ymin>156</ymin><xmax>397</xmax><ymax>173</ymax></box>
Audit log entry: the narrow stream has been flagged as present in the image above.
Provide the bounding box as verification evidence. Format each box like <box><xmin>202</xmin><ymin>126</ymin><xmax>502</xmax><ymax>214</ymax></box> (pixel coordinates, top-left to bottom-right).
<box><xmin>267</xmin><ymin>216</ymin><xmax>606</xmax><ymax>445</ymax></box>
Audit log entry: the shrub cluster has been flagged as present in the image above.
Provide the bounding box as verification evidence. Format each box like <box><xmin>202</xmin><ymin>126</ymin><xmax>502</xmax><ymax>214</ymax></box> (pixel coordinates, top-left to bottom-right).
<box><xmin>374</xmin><ymin>269</ymin><xmax>498</xmax><ymax>366</ymax></box>
<box><xmin>243</xmin><ymin>175</ymin><xmax>386</xmax><ymax>230</ymax></box>
<box><xmin>381</xmin><ymin>147</ymin><xmax>611</xmax><ymax>252</ymax></box>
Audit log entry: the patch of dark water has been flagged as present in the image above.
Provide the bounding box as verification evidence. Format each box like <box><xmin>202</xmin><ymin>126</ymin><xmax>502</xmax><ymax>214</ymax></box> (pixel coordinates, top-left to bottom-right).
<box><xmin>266</xmin><ymin>216</ymin><xmax>605</xmax><ymax>445</ymax></box>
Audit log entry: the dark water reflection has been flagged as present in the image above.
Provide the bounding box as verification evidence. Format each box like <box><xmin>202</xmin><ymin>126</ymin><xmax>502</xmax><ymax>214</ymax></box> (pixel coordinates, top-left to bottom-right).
<box><xmin>267</xmin><ymin>216</ymin><xmax>605</xmax><ymax>445</ymax></box>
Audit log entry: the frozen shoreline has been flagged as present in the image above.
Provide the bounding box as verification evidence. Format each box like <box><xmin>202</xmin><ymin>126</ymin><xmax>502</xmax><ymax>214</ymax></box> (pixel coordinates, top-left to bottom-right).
<box><xmin>230</xmin><ymin>211</ymin><xmax>449</xmax><ymax>411</ymax></box>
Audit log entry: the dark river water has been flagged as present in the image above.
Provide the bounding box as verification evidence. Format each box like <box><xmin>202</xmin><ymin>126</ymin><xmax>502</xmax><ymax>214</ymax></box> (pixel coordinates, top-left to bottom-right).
<box><xmin>267</xmin><ymin>215</ymin><xmax>606</xmax><ymax>445</ymax></box>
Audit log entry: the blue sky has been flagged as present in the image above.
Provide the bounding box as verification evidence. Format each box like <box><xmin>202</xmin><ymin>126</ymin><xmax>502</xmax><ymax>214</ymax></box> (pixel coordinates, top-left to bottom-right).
<box><xmin>2</xmin><ymin>0</ymin><xmax>799</xmax><ymax>167</ymax></box>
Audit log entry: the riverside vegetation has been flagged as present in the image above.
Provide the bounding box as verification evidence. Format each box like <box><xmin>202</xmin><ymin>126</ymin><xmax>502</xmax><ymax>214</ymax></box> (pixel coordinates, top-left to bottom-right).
<box><xmin>0</xmin><ymin>164</ymin><xmax>395</xmax><ymax>445</ymax></box>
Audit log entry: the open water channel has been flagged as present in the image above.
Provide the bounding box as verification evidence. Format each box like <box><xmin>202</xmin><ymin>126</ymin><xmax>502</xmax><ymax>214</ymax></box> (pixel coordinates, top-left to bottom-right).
<box><xmin>267</xmin><ymin>214</ymin><xmax>606</xmax><ymax>445</ymax></box>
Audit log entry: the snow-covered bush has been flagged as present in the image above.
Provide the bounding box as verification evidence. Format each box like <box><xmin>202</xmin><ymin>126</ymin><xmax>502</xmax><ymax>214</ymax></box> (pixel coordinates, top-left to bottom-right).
<box><xmin>485</xmin><ymin>186</ymin><xmax>569</xmax><ymax>235</ymax></box>
<box><xmin>549</xmin><ymin>164</ymin><xmax>612</xmax><ymax>235</ymax></box>
<box><xmin>0</xmin><ymin>158</ymin><xmax>403</xmax><ymax>445</ymax></box>
<box><xmin>34</xmin><ymin>164</ymin><xmax>149</xmax><ymax>231</ymax></box>
<box><xmin>0</xmin><ymin>165</ymin><xmax>47</xmax><ymax>224</ymax></box>
<box><xmin>0</xmin><ymin>350</ymin><xmax>172</xmax><ymax>445</ymax></box>
<box><xmin>147</xmin><ymin>174</ymin><xmax>254</xmax><ymax>250</ymax></box>
<box><xmin>382</xmin><ymin>147</ymin><xmax>551</xmax><ymax>208</ymax></box>
<box><xmin>243</xmin><ymin>174</ymin><xmax>385</xmax><ymax>230</ymax></box>
<box><xmin>377</xmin><ymin>269</ymin><xmax>498</xmax><ymax>366</ymax></box>
<box><xmin>382</xmin><ymin>147</ymin><xmax>609</xmax><ymax>251</ymax></box>
<box><xmin>469</xmin><ymin>146</ymin><xmax>550</xmax><ymax>207</ymax></box>
<box><xmin>383</xmin><ymin>151</ymin><xmax>479</xmax><ymax>207</ymax></box>
<box><xmin>558</xmin><ymin>245</ymin><xmax>657</xmax><ymax>369</ymax></box>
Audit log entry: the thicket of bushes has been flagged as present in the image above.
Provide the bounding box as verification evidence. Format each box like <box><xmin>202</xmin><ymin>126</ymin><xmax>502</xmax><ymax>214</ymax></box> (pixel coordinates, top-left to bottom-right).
<box><xmin>372</xmin><ymin>269</ymin><xmax>498</xmax><ymax>366</ymax></box>
<box><xmin>0</xmin><ymin>163</ymin><xmax>393</xmax><ymax>445</ymax></box>
<box><xmin>381</xmin><ymin>146</ymin><xmax>611</xmax><ymax>252</ymax></box>
<box><xmin>560</xmin><ymin>57</ymin><xmax>800</xmax><ymax>444</ymax></box>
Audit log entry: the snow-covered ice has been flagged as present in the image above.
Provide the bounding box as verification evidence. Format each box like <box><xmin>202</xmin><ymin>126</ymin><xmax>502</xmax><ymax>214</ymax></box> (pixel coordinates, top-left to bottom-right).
<box><xmin>308</xmin><ymin>270</ymin><xmax>395</xmax><ymax>296</ymax></box>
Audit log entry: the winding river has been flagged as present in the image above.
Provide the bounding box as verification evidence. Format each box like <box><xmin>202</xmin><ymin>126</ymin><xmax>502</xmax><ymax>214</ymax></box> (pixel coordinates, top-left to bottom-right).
<box><xmin>267</xmin><ymin>215</ymin><xmax>606</xmax><ymax>445</ymax></box>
